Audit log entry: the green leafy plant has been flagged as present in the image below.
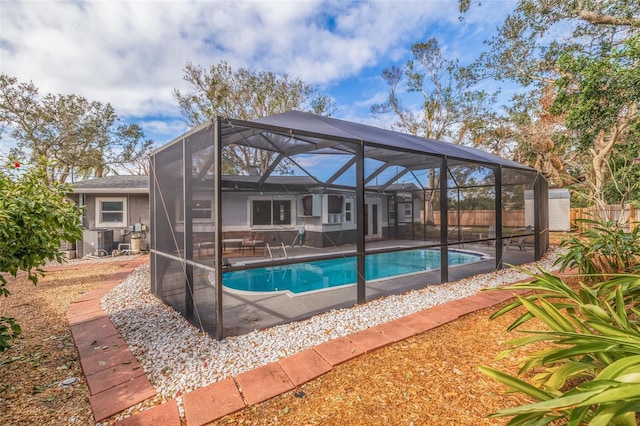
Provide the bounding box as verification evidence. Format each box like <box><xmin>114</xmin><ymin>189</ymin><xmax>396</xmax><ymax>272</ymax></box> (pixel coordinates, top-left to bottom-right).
<box><xmin>482</xmin><ymin>270</ymin><xmax>640</xmax><ymax>425</ymax></box>
<box><xmin>554</xmin><ymin>218</ymin><xmax>640</xmax><ymax>280</ymax></box>
<box><xmin>0</xmin><ymin>316</ymin><xmax>21</xmax><ymax>352</ymax></box>
<box><xmin>0</xmin><ymin>160</ymin><xmax>83</xmax><ymax>350</ymax></box>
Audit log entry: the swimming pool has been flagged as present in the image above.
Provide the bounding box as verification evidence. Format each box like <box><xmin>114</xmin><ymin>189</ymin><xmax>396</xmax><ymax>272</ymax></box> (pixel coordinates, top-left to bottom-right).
<box><xmin>222</xmin><ymin>249</ymin><xmax>483</xmax><ymax>294</ymax></box>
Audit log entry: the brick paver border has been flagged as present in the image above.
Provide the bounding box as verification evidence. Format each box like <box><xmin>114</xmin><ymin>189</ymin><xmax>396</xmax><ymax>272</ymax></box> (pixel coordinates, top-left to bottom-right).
<box><xmin>64</xmin><ymin>256</ymin><xmax>156</xmax><ymax>422</ymax></box>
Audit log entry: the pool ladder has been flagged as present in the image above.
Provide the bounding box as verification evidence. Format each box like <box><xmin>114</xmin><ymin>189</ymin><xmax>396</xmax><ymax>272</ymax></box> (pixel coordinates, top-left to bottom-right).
<box><xmin>265</xmin><ymin>243</ymin><xmax>288</xmax><ymax>260</ymax></box>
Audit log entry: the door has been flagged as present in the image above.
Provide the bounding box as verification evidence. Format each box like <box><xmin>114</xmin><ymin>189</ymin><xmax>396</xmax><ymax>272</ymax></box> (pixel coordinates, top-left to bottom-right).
<box><xmin>364</xmin><ymin>200</ymin><xmax>381</xmax><ymax>240</ymax></box>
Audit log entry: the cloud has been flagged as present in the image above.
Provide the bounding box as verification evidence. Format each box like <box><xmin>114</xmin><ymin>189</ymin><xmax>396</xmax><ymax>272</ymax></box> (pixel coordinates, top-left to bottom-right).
<box><xmin>1</xmin><ymin>0</ymin><xmax>514</xmax><ymax>144</ymax></box>
<box><xmin>138</xmin><ymin>118</ymin><xmax>190</xmax><ymax>145</ymax></box>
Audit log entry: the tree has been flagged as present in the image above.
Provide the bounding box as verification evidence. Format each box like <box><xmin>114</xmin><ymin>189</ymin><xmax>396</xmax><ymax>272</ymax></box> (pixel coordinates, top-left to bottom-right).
<box><xmin>173</xmin><ymin>60</ymin><xmax>337</xmax><ymax>174</ymax></box>
<box><xmin>0</xmin><ymin>160</ymin><xmax>83</xmax><ymax>350</ymax></box>
<box><xmin>603</xmin><ymin>135</ymin><xmax>640</xmax><ymax>208</ymax></box>
<box><xmin>371</xmin><ymin>38</ymin><xmax>501</xmax><ymax>223</ymax></box>
<box><xmin>371</xmin><ymin>38</ymin><xmax>501</xmax><ymax>149</ymax></box>
<box><xmin>119</xmin><ymin>153</ymin><xmax>152</xmax><ymax>176</ymax></box>
<box><xmin>499</xmin><ymin>91</ymin><xmax>579</xmax><ymax>188</ymax></box>
<box><xmin>0</xmin><ymin>74</ymin><xmax>154</xmax><ymax>184</ymax></box>
<box><xmin>552</xmin><ymin>34</ymin><xmax>640</xmax><ymax>211</ymax></box>
<box><xmin>460</xmin><ymin>1</ymin><xmax>640</xmax><ymax>215</ymax></box>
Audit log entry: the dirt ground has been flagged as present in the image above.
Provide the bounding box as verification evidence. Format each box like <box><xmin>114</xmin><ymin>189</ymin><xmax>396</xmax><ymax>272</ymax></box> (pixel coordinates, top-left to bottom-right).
<box><xmin>0</xmin><ymin>256</ymin><xmax>556</xmax><ymax>425</ymax></box>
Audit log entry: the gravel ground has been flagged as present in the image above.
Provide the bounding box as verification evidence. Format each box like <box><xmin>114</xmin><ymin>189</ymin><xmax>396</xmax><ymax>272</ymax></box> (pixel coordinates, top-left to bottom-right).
<box><xmin>101</xmin><ymin>248</ymin><xmax>562</xmax><ymax>417</ymax></box>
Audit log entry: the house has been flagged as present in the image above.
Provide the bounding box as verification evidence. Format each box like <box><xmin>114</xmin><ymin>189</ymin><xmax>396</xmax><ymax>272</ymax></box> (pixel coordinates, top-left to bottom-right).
<box><xmin>66</xmin><ymin>175</ymin><xmax>150</xmax><ymax>257</ymax></box>
<box><xmin>64</xmin><ymin>173</ymin><xmax>422</xmax><ymax>258</ymax></box>
<box><xmin>186</xmin><ymin>177</ymin><xmax>426</xmax><ymax>248</ymax></box>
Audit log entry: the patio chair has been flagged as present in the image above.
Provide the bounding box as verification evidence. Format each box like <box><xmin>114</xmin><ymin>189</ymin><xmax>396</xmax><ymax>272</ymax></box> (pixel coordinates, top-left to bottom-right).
<box><xmin>504</xmin><ymin>225</ymin><xmax>532</xmax><ymax>252</ymax></box>
<box><xmin>193</xmin><ymin>234</ymin><xmax>214</xmax><ymax>258</ymax></box>
<box><xmin>241</xmin><ymin>233</ymin><xmax>265</xmax><ymax>256</ymax></box>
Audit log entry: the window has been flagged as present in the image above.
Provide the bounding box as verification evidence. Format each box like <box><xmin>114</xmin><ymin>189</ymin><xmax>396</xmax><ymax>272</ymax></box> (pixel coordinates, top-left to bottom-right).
<box><xmin>191</xmin><ymin>199</ymin><xmax>212</xmax><ymax>220</ymax></box>
<box><xmin>300</xmin><ymin>194</ymin><xmax>321</xmax><ymax>216</ymax></box>
<box><xmin>252</xmin><ymin>199</ymin><xmax>292</xmax><ymax>226</ymax></box>
<box><xmin>176</xmin><ymin>193</ymin><xmax>213</xmax><ymax>223</ymax></box>
<box><xmin>404</xmin><ymin>203</ymin><xmax>412</xmax><ymax>218</ymax></box>
<box><xmin>327</xmin><ymin>195</ymin><xmax>343</xmax><ymax>214</ymax></box>
<box><xmin>273</xmin><ymin>200</ymin><xmax>291</xmax><ymax>225</ymax></box>
<box><xmin>96</xmin><ymin>197</ymin><xmax>127</xmax><ymax>227</ymax></box>
<box><xmin>252</xmin><ymin>200</ymin><xmax>272</xmax><ymax>225</ymax></box>
<box><xmin>302</xmin><ymin>195</ymin><xmax>314</xmax><ymax>216</ymax></box>
<box><xmin>326</xmin><ymin>195</ymin><xmax>343</xmax><ymax>224</ymax></box>
<box><xmin>345</xmin><ymin>201</ymin><xmax>352</xmax><ymax>222</ymax></box>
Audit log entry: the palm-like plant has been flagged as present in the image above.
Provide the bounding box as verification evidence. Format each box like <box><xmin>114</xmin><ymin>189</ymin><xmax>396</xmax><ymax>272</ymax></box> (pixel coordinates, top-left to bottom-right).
<box><xmin>482</xmin><ymin>271</ymin><xmax>640</xmax><ymax>425</ymax></box>
<box><xmin>554</xmin><ymin>219</ymin><xmax>640</xmax><ymax>280</ymax></box>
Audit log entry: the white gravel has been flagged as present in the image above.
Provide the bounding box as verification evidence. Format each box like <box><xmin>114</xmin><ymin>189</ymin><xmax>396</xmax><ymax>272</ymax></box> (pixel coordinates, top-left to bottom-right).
<box><xmin>101</xmin><ymin>248</ymin><xmax>562</xmax><ymax>400</ymax></box>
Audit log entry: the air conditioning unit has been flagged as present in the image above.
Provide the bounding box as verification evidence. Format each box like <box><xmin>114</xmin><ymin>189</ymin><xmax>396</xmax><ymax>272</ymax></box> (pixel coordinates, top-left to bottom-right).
<box><xmin>59</xmin><ymin>241</ymin><xmax>75</xmax><ymax>251</ymax></box>
<box><xmin>81</xmin><ymin>229</ymin><xmax>114</xmax><ymax>257</ymax></box>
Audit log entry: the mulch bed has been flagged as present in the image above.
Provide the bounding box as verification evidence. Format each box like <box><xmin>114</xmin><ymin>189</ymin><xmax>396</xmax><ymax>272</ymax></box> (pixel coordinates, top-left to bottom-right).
<box><xmin>0</xmin><ymin>264</ymin><xmax>121</xmax><ymax>425</ymax></box>
<box><xmin>214</xmin><ymin>301</ymin><xmax>549</xmax><ymax>425</ymax></box>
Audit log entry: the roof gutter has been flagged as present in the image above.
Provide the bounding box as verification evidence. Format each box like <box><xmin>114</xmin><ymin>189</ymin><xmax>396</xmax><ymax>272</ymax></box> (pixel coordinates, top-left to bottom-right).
<box><xmin>70</xmin><ymin>188</ymin><xmax>149</xmax><ymax>194</ymax></box>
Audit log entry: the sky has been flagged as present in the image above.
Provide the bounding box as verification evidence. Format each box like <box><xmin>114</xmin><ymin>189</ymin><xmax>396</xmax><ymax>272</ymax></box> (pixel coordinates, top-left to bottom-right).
<box><xmin>0</xmin><ymin>0</ymin><xmax>518</xmax><ymax>154</ymax></box>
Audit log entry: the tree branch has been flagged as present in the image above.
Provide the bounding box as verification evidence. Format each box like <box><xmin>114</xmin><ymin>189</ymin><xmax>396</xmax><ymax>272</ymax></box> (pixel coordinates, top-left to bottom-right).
<box><xmin>577</xmin><ymin>10</ymin><xmax>640</xmax><ymax>26</ymax></box>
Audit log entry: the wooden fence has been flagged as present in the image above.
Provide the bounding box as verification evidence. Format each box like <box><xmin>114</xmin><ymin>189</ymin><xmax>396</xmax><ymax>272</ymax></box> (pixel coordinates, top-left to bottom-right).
<box><xmin>432</xmin><ymin>210</ymin><xmax>525</xmax><ymax>228</ymax></box>
<box><xmin>421</xmin><ymin>205</ymin><xmax>640</xmax><ymax>232</ymax></box>
<box><xmin>570</xmin><ymin>205</ymin><xmax>640</xmax><ymax>231</ymax></box>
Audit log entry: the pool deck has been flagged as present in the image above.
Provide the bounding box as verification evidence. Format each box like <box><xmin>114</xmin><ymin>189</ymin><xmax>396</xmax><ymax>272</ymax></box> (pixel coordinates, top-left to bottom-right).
<box><xmin>62</xmin><ymin>246</ymin><xmax>546</xmax><ymax>425</ymax></box>
<box><xmin>204</xmin><ymin>239</ymin><xmax>535</xmax><ymax>336</ymax></box>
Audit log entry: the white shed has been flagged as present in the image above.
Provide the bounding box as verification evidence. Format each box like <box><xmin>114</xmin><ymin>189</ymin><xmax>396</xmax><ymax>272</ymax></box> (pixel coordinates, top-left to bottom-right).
<box><xmin>525</xmin><ymin>188</ymin><xmax>570</xmax><ymax>231</ymax></box>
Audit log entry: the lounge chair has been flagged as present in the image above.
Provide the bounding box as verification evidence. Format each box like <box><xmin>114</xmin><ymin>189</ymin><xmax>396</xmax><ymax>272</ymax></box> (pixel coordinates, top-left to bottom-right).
<box><xmin>504</xmin><ymin>225</ymin><xmax>533</xmax><ymax>252</ymax></box>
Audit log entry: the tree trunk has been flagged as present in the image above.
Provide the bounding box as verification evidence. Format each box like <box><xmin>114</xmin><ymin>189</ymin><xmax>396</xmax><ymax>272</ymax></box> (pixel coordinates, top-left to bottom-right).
<box><xmin>590</xmin><ymin>129</ymin><xmax>616</xmax><ymax>220</ymax></box>
<box><xmin>589</xmin><ymin>103</ymin><xmax>637</xmax><ymax>221</ymax></box>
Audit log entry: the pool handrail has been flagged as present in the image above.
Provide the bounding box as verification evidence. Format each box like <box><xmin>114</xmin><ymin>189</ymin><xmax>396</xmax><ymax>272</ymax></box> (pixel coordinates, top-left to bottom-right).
<box><xmin>265</xmin><ymin>242</ymin><xmax>289</xmax><ymax>260</ymax></box>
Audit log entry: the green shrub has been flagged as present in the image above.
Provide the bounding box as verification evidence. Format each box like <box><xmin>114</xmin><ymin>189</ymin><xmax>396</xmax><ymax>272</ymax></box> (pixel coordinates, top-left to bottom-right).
<box><xmin>0</xmin><ymin>161</ymin><xmax>83</xmax><ymax>350</ymax></box>
<box><xmin>482</xmin><ymin>271</ymin><xmax>640</xmax><ymax>425</ymax></box>
<box><xmin>554</xmin><ymin>218</ymin><xmax>640</xmax><ymax>281</ymax></box>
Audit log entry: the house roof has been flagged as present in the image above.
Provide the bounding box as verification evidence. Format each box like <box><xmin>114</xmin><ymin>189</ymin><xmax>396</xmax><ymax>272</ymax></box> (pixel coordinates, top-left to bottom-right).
<box><xmin>71</xmin><ymin>175</ymin><xmax>149</xmax><ymax>194</ymax></box>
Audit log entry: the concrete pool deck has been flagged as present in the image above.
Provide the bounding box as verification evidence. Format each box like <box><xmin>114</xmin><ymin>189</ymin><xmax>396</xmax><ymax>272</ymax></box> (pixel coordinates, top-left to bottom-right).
<box><xmin>197</xmin><ymin>241</ymin><xmax>536</xmax><ymax>335</ymax></box>
<box><xmin>62</xmin><ymin>251</ymin><xmax>550</xmax><ymax>425</ymax></box>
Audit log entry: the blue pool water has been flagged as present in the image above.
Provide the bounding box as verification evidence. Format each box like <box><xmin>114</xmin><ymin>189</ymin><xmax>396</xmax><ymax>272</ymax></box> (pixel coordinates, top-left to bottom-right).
<box><xmin>222</xmin><ymin>249</ymin><xmax>482</xmax><ymax>294</ymax></box>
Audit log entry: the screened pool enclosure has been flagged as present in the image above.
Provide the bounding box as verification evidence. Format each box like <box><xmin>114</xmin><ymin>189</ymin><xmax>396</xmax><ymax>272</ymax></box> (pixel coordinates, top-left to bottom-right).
<box><xmin>150</xmin><ymin>111</ymin><xmax>549</xmax><ymax>340</ymax></box>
